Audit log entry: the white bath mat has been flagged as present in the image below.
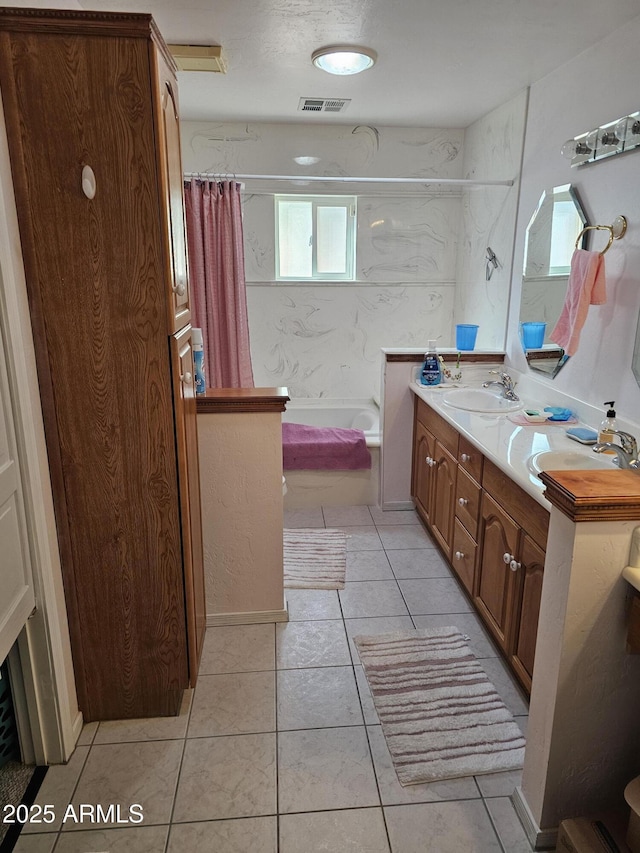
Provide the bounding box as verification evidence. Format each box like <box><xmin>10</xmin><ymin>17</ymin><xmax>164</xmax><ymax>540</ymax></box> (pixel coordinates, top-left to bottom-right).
<box><xmin>283</xmin><ymin>528</ymin><xmax>347</xmax><ymax>589</ymax></box>
<box><xmin>354</xmin><ymin>626</ymin><xmax>526</xmax><ymax>785</ymax></box>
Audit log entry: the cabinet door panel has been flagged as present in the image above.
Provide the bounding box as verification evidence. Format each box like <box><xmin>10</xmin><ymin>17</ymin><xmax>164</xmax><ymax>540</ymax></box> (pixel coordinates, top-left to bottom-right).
<box><xmin>171</xmin><ymin>327</ymin><xmax>206</xmax><ymax>684</ymax></box>
<box><xmin>475</xmin><ymin>492</ymin><xmax>519</xmax><ymax>652</ymax></box>
<box><xmin>154</xmin><ymin>50</ymin><xmax>191</xmax><ymax>334</ymax></box>
<box><xmin>431</xmin><ymin>441</ymin><xmax>457</xmax><ymax>556</ymax></box>
<box><xmin>510</xmin><ymin>534</ymin><xmax>545</xmax><ymax>692</ymax></box>
<box><xmin>412</xmin><ymin>420</ymin><xmax>435</xmax><ymax>524</ymax></box>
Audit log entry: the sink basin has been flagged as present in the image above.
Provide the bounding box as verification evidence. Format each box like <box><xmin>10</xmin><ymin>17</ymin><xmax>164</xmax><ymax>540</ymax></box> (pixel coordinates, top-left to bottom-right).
<box><xmin>527</xmin><ymin>450</ymin><xmax>614</xmax><ymax>476</ymax></box>
<box><xmin>442</xmin><ymin>388</ymin><xmax>523</xmax><ymax>414</ymax></box>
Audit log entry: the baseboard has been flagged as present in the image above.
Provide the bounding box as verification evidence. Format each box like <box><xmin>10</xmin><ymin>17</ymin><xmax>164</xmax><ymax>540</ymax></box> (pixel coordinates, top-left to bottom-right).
<box><xmin>71</xmin><ymin>710</ymin><xmax>84</xmax><ymax>745</ymax></box>
<box><xmin>511</xmin><ymin>786</ymin><xmax>558</xmax><ymax>850</ymax></box>
<box><xmin>380</xmin><ymin>500</ymin><xmax>415</xmax><ymax>511</ymax></box>
<box><xmin>207</xmin><ymin>606</ymin><xmax>289</xmax><ymax>627</ymax></box>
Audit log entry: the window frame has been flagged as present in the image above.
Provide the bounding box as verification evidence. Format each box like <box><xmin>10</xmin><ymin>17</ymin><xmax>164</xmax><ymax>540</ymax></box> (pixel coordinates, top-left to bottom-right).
<box><xmin>274</xmin><ymin>194</ymin><xmax>356</xmax><ymax>282</ymax></box>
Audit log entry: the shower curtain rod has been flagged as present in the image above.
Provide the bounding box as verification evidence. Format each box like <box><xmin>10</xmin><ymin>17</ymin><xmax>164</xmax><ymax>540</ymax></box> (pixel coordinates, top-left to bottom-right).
<box><xmin>183</xmin><ymin>172</ymin><xmax>513</xmax><ymax>187</ymax></box>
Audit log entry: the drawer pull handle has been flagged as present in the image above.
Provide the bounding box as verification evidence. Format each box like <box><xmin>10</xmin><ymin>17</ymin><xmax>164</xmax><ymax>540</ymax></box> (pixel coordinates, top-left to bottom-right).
<box><xmin>510</xmin><ymin>559</ymin><xmax>521</xmax><ymax>572</ymax></box>
<box><xmin>503</xmin><ymin>552</ymin><xmax>513</xmax><ymax>564</ymax></box>
<box><xmin>455</xmin><ymin>551</ymin><xmax>465</xmax><ymax>560</ymax></box>
<box><xmin>458</xmin><ymin>497</ymin><xmax>468</xmax><ymax>507</ymax></box>
<box><xmin>461</xmin><ymin>453</ymin><xmax>471</xmax><ymax>462</ymax></box>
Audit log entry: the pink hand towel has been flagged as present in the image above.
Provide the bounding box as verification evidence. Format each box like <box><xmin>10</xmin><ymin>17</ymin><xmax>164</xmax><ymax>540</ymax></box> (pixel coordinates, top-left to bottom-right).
<box><xmin>549</xmin><ymin>249</ymin><xmax>606</xmax><ymax>356</ymax></box>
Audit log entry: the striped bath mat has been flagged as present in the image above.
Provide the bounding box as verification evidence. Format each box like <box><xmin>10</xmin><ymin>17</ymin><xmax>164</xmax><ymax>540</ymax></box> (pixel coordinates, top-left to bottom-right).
<box><xmin>283</xmin><ymin>528</ymin><xmax>347</xmax><ymax>589</ymax></box>
<box><xmin>354</xmin><ymin>627</ymin><xmax>525</xmax><ymax>785</ymax></box>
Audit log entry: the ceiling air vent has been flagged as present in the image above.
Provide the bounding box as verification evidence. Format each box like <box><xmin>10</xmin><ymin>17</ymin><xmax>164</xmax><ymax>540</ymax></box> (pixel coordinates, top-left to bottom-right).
<box><xmin>298</xmin><ymin>98</ymin><xmax>351</xmax><ymax>114</ymax></box>
<box><xmin>168</xmin><ymin>44</ymin><xmax>227</xmax><ymax>73</ymax></box>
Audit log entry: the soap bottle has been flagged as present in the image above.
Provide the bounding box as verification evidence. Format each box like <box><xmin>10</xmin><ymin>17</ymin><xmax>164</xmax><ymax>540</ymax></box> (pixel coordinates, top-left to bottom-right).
<box><xmin>192</xmin><ymin>327</ymin><xmax>206</xmax><ymax>395</ymax></box>
<box><xmin>420</xmin><ymin>340</ymin><xmax>442</xmax><ymax>386</ymax></box>
<box><xmin>598</xmin><ymin>401</ymin><xmax>617</xmax><ymax>453</ymax></box>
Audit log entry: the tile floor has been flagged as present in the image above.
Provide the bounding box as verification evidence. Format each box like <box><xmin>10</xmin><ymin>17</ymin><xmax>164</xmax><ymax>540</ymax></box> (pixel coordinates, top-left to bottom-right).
<box><xmin>15</xmin><ymin>506</ymin><xmax>533</xmax><ymax>853</ymax></box>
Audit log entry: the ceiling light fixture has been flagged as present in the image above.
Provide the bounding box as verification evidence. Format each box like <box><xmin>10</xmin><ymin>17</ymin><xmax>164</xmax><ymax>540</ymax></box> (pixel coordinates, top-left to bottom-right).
<box><xmin>311</xmin><ymin>45</ymin><xmax>376</xmax><ymax>75</ymax></box>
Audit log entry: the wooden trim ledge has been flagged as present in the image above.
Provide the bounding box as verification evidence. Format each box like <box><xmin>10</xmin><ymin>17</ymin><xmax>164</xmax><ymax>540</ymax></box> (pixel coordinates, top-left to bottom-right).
<box><xmin>196</xmin><ymin>387</ymin><xmax>290</xmax><ymax>415</ymax></box>
<box><xmin>385</xmin><ymin>351</ymin><xmax>505</xmax><ymax>363</ymax></box>
<box><xmin>539</xmin><ymin>469</ymin><xmax>640</xmax><ymax>522</ymax></box>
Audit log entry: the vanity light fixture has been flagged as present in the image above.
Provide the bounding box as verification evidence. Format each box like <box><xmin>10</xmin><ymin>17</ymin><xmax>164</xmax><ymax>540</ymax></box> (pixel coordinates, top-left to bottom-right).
<box><xmin>562</xmin><ymin>110</ymin><xmax>640</xmax><ymax>166</ymax></box>
<box><xmin>312</xmin><ymin>45</ymin><xmax>377</xmax><ymax>75</ymax></box>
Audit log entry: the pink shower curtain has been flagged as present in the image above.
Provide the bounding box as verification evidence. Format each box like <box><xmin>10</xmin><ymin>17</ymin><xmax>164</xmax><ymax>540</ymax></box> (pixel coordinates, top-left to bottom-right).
<box><xmin>184</xmin><ymin>180</ymin><xmax>254</xmax><ymax>388</ymax></box>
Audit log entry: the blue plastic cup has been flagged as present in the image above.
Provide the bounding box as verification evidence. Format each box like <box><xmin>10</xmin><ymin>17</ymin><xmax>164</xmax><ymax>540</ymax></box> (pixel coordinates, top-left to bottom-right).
<box><xmin>521</xmin><ymin>322</ymin><xmax>546</xmax><ymax>349</ymax></box>
<box><xmin>455</xmin><ymin>324</ymin><xmax>479</xmax><ymax>351</ymax></box>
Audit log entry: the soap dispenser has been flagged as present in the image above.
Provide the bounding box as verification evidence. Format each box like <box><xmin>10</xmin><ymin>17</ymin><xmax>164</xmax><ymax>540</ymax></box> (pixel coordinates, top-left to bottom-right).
<box><xmin>420</xmin><ymin>340</ymin><xmax>442</xmax><ymax>386</ymax></box>
<box><xmin>598</xmin><ymin>401</ymin><xmax>617</xmax><ymax>453</ymax></box>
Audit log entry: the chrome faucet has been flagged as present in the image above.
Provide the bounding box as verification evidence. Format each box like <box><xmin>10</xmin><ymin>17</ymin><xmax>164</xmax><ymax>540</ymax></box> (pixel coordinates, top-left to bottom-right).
<box><xmin>482</xmin><ymin>371</ymin><xmax>520</xmax><ymax>402</ymax></box>
<box><xmin>593</xmin><ymin>430</ymin><xmax>640</xmax><ymax>470</ymax></box>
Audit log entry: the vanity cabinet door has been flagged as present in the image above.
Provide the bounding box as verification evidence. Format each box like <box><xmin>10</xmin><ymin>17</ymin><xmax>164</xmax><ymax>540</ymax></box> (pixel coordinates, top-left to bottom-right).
<box><xmin>412</xmin><ymin>420</ymin><xmax>436</xmax><ymax>524</ymax></box>
<box><xmin>475</xmin><ymin>492</ymin><xmax>520</xmax><ymax>653</ymax></box>
<box><xmin>509</xmin><ymin>533</ymin><xmax>545</xmax><ymax>692</ymax></box>
<box><xmin>431</xmin><ymin>441</ymin><xmax>457</xmax><ymax>557</ymax></box>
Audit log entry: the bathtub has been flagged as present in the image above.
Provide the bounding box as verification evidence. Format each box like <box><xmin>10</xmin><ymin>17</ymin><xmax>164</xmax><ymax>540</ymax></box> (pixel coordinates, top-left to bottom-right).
<box><xmin>282</xmin><ymin>398</ymin><xmax>380</xmax><ymax>508</ymax></box>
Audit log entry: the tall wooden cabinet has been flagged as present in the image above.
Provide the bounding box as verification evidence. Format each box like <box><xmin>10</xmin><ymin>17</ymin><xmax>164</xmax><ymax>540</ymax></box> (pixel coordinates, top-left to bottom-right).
<box><xmin>0</xmin><ymin>9</ymin><xmax>206</xmax><ymax>721</ymax></box>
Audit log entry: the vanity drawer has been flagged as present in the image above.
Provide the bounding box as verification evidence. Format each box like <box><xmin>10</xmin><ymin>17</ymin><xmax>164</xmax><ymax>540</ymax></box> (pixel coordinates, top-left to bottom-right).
<box><xmin>415</xmin><ymin>397</ymin><xmax>459</xmax><ymax>457</ymax></box>
<box><xmin>452</xmin><ymin>519</ymin><xmax>477</xmax><ymax>595</ymax></box>
<box><xmin>455</xmin><ymin>466</ymin><xmax>481</xmax><ymax>538</ymax></box>
<box><xmin>458</xmin><ymin>436</ymin><xmax>483</xmax><ymax>483</ymax></box>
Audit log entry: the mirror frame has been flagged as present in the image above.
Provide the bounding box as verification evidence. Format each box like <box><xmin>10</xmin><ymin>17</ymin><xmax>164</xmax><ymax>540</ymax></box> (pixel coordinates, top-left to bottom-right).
<box><xmin>520</xmin><ymin>184</ymin><xmax>588</xmax><ymax>378</ymax></box>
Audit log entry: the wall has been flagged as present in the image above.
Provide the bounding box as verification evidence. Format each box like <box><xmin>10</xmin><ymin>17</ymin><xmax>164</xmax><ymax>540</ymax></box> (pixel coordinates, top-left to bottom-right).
<box><xmin>181</xmin><ymin>117</ymin><xmax>522</xmax><ymax>399</ymax></box>
<box><xmin>506</xmin><ymin>13</ymin><xmax>640</xmax><ymax>425</ymax></box>
<box><xmin>458</xmin><ymin>90</ymin><xmax>528</xmax><ymax>351</ymax></box>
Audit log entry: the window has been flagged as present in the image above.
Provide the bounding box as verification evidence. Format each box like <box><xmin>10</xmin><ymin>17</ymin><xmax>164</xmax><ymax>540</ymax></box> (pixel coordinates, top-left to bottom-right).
<box><xmin>275</xmin><ymin>195</ymin><xmax>356</xmax><ymax>281</ymax></box>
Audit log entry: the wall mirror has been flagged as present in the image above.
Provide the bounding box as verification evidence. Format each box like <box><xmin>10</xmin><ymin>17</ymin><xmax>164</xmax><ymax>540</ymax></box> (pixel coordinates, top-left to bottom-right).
<box><xmin>520</xmin><ymin>184</ymin><xmax>588</xmax><ymax>377</ymax></box>
<box><xmin>633</xmin><ymin>313</ymin><xmax>640</xmax><ymax>388</ymax></box>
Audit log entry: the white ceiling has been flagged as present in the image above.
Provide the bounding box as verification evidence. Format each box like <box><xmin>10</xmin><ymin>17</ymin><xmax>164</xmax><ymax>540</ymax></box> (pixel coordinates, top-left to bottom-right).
<box><xmin>77</xmin><ymin>0</ymin><xmax>640</xmax><ymax>128</ymax></box>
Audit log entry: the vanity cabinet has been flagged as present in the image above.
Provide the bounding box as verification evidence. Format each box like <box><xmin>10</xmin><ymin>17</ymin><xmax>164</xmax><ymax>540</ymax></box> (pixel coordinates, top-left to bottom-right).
<box><xmin>0</xmin><ymin>9</ymin><xmax>205</xmax><ymax>720</ymax></box>
<box><xmin>412</xmin><ymin>399</ymin><xmax>459</xmax><ymax>557</ymax></box>
<box><xmin>411</xmin><ymin>396</ymin><xmax>549</xmax><ymax>694</ymax></box>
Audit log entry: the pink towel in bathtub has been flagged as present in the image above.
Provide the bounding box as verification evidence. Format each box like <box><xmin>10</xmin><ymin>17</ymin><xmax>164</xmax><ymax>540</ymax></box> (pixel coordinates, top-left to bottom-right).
<box><xmin>282</xmin><ymin>422</ymin><xmax>372</xmax><ymax>471</ymax></box>
<box><xmin>549</xmin><ymin>249</ymin><xmax>607</xmax><ymax>356</ymax></box>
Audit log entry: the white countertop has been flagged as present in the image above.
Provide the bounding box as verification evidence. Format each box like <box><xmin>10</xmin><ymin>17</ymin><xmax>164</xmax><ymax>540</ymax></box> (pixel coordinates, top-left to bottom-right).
<box><xmin>410</xmin><ymin>380</ymin><xmax>618</xmax><ymax>510</ymax></box>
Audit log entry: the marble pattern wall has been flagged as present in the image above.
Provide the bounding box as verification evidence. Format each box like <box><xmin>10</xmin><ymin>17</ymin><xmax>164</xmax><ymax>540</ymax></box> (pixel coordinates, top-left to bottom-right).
<box><xmin>247</xmin><ymin>284</ymin><xmax>454</xmax><ymax>399</ymax></box>
<box><xmin>181</xmin><ymin>120</ymin><xmax>514</xmax><ymax>399</ymax></box>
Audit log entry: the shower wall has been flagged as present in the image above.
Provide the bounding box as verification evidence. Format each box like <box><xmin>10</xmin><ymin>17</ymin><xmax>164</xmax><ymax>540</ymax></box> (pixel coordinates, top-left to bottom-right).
<box><xmin>181</xmin><ymin>104</ymin><xmax>525</xmax><ymax>399</ymax></box>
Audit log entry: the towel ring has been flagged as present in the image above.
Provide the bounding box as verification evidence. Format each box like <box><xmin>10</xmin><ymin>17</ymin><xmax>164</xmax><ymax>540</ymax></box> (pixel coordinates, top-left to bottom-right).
<box><xmin>575</xmin><ymin>215</ymin><xmax>627</xmax><ymax>254</ymax></box>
